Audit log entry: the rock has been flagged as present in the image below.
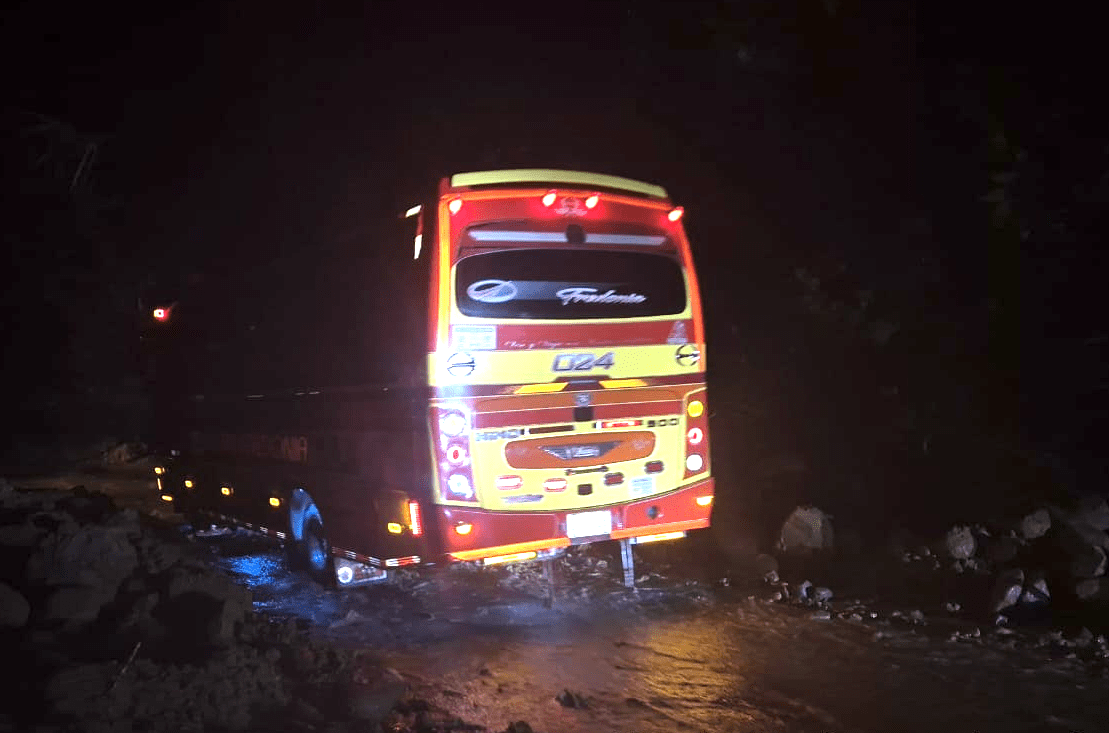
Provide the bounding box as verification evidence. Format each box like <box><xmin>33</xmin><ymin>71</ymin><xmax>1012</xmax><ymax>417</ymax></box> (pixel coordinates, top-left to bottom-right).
<box><xmin>944</xmin><ymin>601</ymin><xmax>961</xmax><ymax>613</ymax></box>
<box><xmin>1075</xmin><ymin>494</ymin><xmax>1109</xmax><ymax>531</ymax></box>
<box><xmin>988</xmin><ymin>568</ymin><xmax>1025</xmax><ymax>614</ymax></box>
<box><xmin>809</xmin><ymin>610</ymin><xmax>832</xmax><ymax>620</ymax></box>
<box><xmin>0</xmin><ymin>581</ymin><xmax>31</xmax><ymax>627</ymax></box>
<box><xmin>0</xmin><ymin>518</ymin><xmax>45</xmax><ymax>547</ymax></box>
<box><xmin>944</xmin><ymin>525</ymin><xmax>977</xmax><ymax>560</ymax></box>
<box><xmin>25</xmin><ymin>523</ymin><xmax>138</xmax><ymax>590</ymax></box>
<box><xmin>556</xmin><ymin>689</ymin><xmax>588</xmax><ymax>708</ymax></box>
<box><xmin>1019</xmin><ymin>572</ymin><xmax>1050</xmax><ymax>607</ymax></box>
<box><xmin>796</xmin><ymin>580</ymin><xmax>813</xmax><ymax>602</ymax></box>
<box><xmin>1070</xmin><ymin>545</ymin><xmax>1107</xmax><ymax>579</ymax></box>
<box><xmin>778</xmin><ymin>506</ymin><xmax>834</xmax><ymax>553</ymax></box>
<box><xmin>1020</xmin><ymin>509</ymin><xmax>1051</xmax><ymax>540</ymax></box>
<box><xmin>1075</xmin><ymin>578</ymin><xmax>1109</xmax><ymax>603</ymax></box>
<box><xmin>43</xmin><ymin>663</ymin><xmax>112</xmax><ymax>717</ymax></box>
<box><xmin>813</xmin><ymin>587</ymin><xmax>834</xmax><ymax>603</ymax></box>
<box><xmin>763</xmin><ymin>570</ymin><xmax>779</xmax><ymax>584</ymax></box>
<box><xmin>41</xmin><ymin>584</ymin><xmax>118</xmax><ymax>625</ymax></box>
<box><xmin>505</xmin><ymin>723</ymin><xmax>534</xmax><ymax>733</ymax></box>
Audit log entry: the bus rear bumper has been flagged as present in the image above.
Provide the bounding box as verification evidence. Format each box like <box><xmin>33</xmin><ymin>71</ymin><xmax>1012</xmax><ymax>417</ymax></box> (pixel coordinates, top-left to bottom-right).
<box><xmin>443</xmin><ymin>477</ymin><xmax>714</xmax><ymax>562</ymax></box>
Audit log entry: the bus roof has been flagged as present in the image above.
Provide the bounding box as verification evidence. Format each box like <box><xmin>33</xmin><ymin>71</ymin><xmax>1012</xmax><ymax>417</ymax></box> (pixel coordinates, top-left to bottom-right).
<box><xmin>448</xmin><ymin>169</ymin><xmax>669</xmax><ymax>200</ymax></box>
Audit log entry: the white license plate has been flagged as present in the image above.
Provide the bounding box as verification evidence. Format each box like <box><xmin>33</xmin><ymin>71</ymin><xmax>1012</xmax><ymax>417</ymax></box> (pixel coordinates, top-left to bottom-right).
<box><xmin>630</xmin><ymin>476</ymin><xmax>654</xmax><ymax>497</ymax></box>
<box><xmin>566</xmin><ymin>509</ymin><xmax>613</xmax><ymax>539</ymax></box>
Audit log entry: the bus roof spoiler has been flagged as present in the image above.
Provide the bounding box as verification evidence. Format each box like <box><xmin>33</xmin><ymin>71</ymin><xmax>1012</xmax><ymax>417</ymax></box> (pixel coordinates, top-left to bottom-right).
<box><xmin>447</xmin><ymin>169</ymin><xmax>669</xmax><ymax>200</ymax></box>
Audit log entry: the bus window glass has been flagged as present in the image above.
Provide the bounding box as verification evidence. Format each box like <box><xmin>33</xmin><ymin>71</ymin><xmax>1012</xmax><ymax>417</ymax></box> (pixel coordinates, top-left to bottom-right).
<box><xmin>455</xmin><ymin>249</ymin><xmax>686</xmax><ymax>320</ymax></box>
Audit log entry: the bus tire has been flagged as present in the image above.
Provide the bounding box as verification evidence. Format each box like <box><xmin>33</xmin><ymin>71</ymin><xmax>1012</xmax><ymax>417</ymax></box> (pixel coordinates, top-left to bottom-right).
<box><xmin>300</xmin><ymin>514</ymin><xmax>334</xmax><ymax>585</ymax></box>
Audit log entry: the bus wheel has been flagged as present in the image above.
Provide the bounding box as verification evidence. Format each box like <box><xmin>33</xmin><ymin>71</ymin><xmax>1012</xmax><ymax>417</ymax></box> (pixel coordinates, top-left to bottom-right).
<box><xmin>300</xmin><ymin>514</ymin><xmax>334</xmax><ymax>584</ymax></box>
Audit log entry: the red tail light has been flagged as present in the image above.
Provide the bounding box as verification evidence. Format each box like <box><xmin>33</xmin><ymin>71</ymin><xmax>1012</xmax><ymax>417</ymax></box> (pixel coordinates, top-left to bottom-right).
<box><xmin>604</xmin><ymin>472</ymin><xmax>624</xmax><ymax>486</ymax></box>
<box><xmin>585</xmin><ymin>194</ymin><xmax>599</xmax><ymax>209</ymax></box>
<box><xmin>542</xmin><ymin>191</ymin><xmax>557</xmax><ymax>207</ymax></box>
<box><xmin>645</xmin><ymin>461</ymin><xmax>664</xmax><ymax>474</ymax></box>
<box><xmin>668</xmin><ymin>206</ymin><xmax>684</xmax><ymax>222</ymax></box>
<box><xmin>408</xmin><ymin>500</ymin><xmax>423</xmax><ymax>536</ymax></box>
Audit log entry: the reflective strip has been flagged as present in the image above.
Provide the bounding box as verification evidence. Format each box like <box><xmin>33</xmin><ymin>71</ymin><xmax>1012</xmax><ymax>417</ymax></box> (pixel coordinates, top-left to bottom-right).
<box><xmin>450</xmin><ymin>169</ymin><xmax>668</xmax><ymax>199</ymax></box>
<box><xmin>468</xmin><ymin>230</ymin><xmax>666</xmax><ymax>246</ymax></box>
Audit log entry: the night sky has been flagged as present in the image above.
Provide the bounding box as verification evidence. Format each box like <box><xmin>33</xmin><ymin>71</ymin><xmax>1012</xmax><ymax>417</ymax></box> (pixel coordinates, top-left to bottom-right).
<box><xmin>4</xmin><ymin>2</ymin><xmax>1106</xmax><ymax>490</ymax></box>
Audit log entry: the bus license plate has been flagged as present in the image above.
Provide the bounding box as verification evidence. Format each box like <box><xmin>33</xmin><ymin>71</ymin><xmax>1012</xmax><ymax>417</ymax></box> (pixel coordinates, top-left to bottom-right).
<box><xmin>566</xmin><ymin>510</ymin><xmax>612</xmax><ymax>539</ymax></box>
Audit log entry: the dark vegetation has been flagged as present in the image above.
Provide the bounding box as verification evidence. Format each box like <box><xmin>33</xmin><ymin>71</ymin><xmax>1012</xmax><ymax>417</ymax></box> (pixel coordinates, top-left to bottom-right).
<box><xmin>3</xmin><ymin>3</ymin><xmax>1105</xmax><ymax>546</ymax></box>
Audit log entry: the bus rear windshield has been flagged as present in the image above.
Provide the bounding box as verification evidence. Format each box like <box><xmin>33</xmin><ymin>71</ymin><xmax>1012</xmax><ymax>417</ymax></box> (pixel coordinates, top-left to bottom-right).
<box><xmin>456</xmin><ymin>249</ymin><xmax>687</xmax><ymax>320</ymax></box>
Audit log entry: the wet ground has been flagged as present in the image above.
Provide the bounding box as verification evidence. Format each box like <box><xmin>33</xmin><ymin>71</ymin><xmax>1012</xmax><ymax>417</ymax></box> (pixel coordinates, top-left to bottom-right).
<box><xmin>203</xmin><ymin>528</ymin><xmax>1109</xmax><ymax>733</ymax></box>
<box><xmin>14</xmin><ymin>466</ymin><xmax>1109</xmax><ymax>733</ymax></box>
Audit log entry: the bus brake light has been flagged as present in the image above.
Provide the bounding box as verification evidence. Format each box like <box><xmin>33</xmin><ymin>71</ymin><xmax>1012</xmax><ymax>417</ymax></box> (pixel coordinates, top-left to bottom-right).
<box><xmin>585</xmin><ymin>194</ymin><xmax>599</xmax><ymax>209</ymax></box>
<box><xmin>542</xmin><ymin>191</ymin><xmax>557</xmax><ymax>207</ymax></box>
<box><xmin>668</xmin><ymin>207</ymin><xmax>684</xmax><ymax>222</ymax></box>
<box><xmin>408</xmin><ymin>500</ymin><xmax>423</xmax><ymax>536</ymax></box>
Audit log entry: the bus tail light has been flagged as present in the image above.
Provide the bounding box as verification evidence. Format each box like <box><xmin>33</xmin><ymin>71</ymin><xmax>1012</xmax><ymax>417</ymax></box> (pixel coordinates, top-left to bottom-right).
<box><xmin>496</xmin><ymin>475</ymin><xmax>523</xmax><ymax>491</ymax></box>
<box><xmin>542</xmin><ymin>191</ymin><xmax>557</xmax><ymax>207</ymax></box>
<box><xmin>446</xmin><ymin>474</ymin><xmax>476</xmax><ymax>501</ymax></box>
<box><xmin>585</xmin><ymin>194</ymin><xmax>599</xmax><ymax>209</ymax></box>
<box><xmin>604</xmin><ymin>472</ymin><xmax>624</xmax><ymax>486</ymax></box>
<box><xmin>448</xmin><ymin>198</ymin><xmax>462</xmax><ymax>215</ymax></box>
<box><xmin>668</xmin><ymin>206</ymin><xmax>684</xmax><ymax>222</ymax></box>
<box><xmin>696</xmin><ymin>495</ymin><xmax>714</xmax><ymax>507</ymax></box>
<box><xmin>454</xmin><ymin>522</ymin><xmax>473</xmax><ymax>535</ymax></box>
<box><xmin>645</xmin><ymin>461</ymin><xmax>664</xmax><ymax>474</ymax></box>
<box><xmin>408</xmin><ymin>500</ymin><xmax>423</xmax><ymax>536</ymax></box>
<box><xmin>446</xmin><ymin>444</ymin><xmax>467</xmax><ymax>465</ymax></box>
<box><xmin>684</xmin><ymin>392</ymin><xmax>710</xmax><ymax>479</ymax></box>
<box><xmin>543</xmin><ymin>477</ymin><xmax>568</xmax><ymax>492</ymax></box>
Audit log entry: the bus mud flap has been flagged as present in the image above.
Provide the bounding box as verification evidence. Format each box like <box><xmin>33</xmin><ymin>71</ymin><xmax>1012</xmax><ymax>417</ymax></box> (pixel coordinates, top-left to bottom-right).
<box><xmin>620</xmin><ymin>538</ymin><xmax>635</xmax><ymax>588</ymax></box>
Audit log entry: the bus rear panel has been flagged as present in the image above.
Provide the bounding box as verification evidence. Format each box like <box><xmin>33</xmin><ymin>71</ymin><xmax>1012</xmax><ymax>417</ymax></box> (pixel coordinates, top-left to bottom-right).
<box><xmin>425</xmin><ymin>170</ymin><xmax>713</xmax><ymax>565</ymax></box>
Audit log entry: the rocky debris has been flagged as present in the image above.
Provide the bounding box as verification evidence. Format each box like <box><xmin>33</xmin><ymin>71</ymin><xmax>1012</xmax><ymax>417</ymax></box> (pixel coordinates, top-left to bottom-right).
<box><xmin>1020</xmin><ymin>508</ymin><xmax>1052</xmax><ymax>540</ymax></box>
<box><xmin>778</xmin><ymin>506</ymin><xmax>835</xmax><ymax>554</ymax></box>
<box><xmin>944</xmin><ymin>525</ymin><xmax>977</xmax><ymax>560</ymax></box>
<box><xmin>753</xmin><ymin>552</ymin><xmax>779</xmax><ymax>579</ymax></box>
<box><xmin>101</xmin><ymin>441</ymin><xmax>146</xmax><ymax>465</ymax></box>
<box><xmin>0</xmin><ymin>480</ymin><xmax>458</xmax><ymax>733</ymax></box>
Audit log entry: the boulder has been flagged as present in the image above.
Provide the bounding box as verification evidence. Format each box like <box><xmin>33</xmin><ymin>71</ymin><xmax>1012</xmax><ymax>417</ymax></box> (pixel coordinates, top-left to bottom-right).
<box><xmin>944</xmin><ymin>525</ymin><xmax>977</xmax><ymax>560</ymax></box>
<box><xmin>1074</xmin><ymin>494</ymin><xmax>1109</xmax><ymax>531</ymax></box>
<box><xmin>778</xmin><ymin>506</ymin><xmax>834</xmax><ymax>553</ymax></box>
<box><xmin>0</xmin><ymin>581</ymin><xmax>31</xmax><ymax>627</ymax></box>
<box><xmin>1020</xmin><ymin>509</ymin><xmax>1051</xmax><ymax>540</ymax></box>
<box><xmin>988</xmin><ymin>568</ymin><xmax>1024</xmax><ymax>614</ymax></box>
<box><xmin>348</xmin><ymin>665</ymin><xmax>408</xmax><ymax>722</ymax></box>
<box><xmin>1075</xmin><ymin>578</ymin><xmax>1109</xmax><ymax>603</ymax></box>
<box><xmin>41</xmin><ymin>584</ymin><xmax>118</xmax><ymax>625</ymax></box>
<box><xmin>25</xmin><ymin>523</ymin><xmax>138</xmax><ymax>591</ymax></box>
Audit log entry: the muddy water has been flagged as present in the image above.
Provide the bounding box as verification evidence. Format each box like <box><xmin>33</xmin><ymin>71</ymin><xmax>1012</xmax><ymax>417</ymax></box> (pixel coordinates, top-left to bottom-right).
<box><xmin>206</xmin><ymin>532</ymin><xmax>1109</xmax><ymax>733</ymax></box>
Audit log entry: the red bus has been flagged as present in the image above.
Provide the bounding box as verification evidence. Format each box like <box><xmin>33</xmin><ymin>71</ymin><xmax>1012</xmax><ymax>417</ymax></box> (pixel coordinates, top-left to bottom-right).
<box><xmin>149</xmin><ymin>169</ymin><xmax>713</xmax><ymax>587</ymax></box>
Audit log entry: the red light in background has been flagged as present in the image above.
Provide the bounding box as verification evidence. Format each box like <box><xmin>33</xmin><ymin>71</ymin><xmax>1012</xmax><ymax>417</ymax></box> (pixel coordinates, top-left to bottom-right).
<box><xmin>152</xmin><ymin>308</ymin><xmax>168</xmax><ymax>322</ymax></box>
<box><xmin>667</xmin><ymin>207</ymin><xmax>684</xmax><ymax>222</ymax></box>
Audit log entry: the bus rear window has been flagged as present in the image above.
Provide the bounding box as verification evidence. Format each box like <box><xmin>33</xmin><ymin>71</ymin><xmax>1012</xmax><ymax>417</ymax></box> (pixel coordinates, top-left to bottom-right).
<box><xmin>456</xmin><ymin>249</ymin><xmax>686</xmax><ymax>320</ymax></box>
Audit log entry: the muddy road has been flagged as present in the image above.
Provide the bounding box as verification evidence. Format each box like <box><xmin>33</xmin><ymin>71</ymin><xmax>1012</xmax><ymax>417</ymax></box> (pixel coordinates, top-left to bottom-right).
<box><xmin>202</xmin><ymin>527</ymin><xmax>1108</xmax><ymax>733</ymax></box>
<box><xmin>15</xmin><ymin>468</ymin><xmax>1108</xmax><ymax>732</ymax></box>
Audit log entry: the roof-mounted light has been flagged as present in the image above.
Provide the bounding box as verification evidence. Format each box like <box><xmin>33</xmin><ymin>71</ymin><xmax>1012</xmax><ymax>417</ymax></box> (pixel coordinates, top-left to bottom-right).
<box><xmin>404</xmin><ymin>204</ymin><xmax>422</xmax><ymax>218</ymax></box>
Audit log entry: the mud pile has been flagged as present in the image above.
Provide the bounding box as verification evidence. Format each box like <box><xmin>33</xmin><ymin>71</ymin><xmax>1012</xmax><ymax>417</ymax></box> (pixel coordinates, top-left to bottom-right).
<box><xmin>0</xmin><ymin>477</ymin><xmax>479</xmax><ymax>733</ymax></box>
